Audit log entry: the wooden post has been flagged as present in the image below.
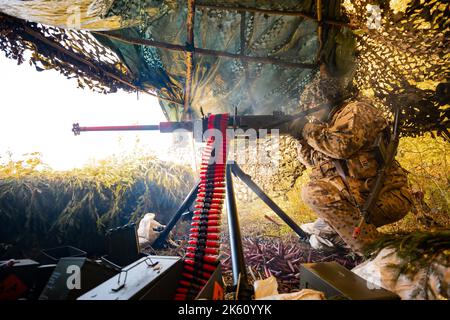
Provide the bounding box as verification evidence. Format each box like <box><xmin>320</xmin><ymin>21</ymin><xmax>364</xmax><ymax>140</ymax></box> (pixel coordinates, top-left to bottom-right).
<box><xmin>240</xmin><ymin>11</ymin><xmax>250</xmax><ymax>103</ymax></box>
<box><xmin>316</xmin><ymin>0</ymin><xmax>323</xmax><ymax>63</ymax></box>
<box><xmin>183</xmin><ymin>0</ymin><xmax>196</xmax><ymax>120</ymax></box>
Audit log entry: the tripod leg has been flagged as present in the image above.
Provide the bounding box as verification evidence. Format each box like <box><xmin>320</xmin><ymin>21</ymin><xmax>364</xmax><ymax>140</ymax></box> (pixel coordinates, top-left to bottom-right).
<box><xmin>230</xmin><ymin>164</ymin><xmax>308</xmax><ymax>240</ymax></box>
<box><xmin>226</xmin><ymin>163</ymin><xmax>252</xmax><ymax>299</ymax></box>
<box><xmin>152</xmin><ymin>180</ymin><xmax>200</xmax><ymax>249</ymax></box>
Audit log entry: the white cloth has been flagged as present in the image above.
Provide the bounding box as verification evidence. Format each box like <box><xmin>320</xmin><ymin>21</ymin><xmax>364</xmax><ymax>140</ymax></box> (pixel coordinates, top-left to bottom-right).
<box><xmin>137</xmin><ymin>213</ymin><xmax>165</xmax><ymax>246</ymax></box>
<box><xmin>301</xmin><ymin>218</ymin><xmax>349</xmax><ymax>251</ymax></box>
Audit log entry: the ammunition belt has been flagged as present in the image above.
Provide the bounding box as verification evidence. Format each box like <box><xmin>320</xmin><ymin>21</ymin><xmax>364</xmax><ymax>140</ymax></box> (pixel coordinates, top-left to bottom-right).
<box><xmin>174</xmin><ymin>114</ymin><xmax>229</xmax><ymax>300</ymax></box>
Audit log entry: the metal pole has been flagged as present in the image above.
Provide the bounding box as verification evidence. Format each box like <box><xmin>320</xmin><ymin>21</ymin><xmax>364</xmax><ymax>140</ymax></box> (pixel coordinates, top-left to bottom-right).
<box><xmin>152</xmin><ymin>180</ymin><xmax>200</xmax><ymax>248</ymax></box>
<box><xmin>225</xmin><ymin>162</ymin><xmax>249</xmax><ymax>291</ymax></box>
<box><xmin>94</xmin><ymin>31</ymin><xmax>316</xmax><ymax>69</ymax></box>
<box><xmin>196</xmin><ymin>3</ymin><xmax>351</xmax><ymax>28</ymax></box>
<box><xmin>231</xmin><ymin>163</ymin><xmax>309</xmax><ymax>239</ymax></box>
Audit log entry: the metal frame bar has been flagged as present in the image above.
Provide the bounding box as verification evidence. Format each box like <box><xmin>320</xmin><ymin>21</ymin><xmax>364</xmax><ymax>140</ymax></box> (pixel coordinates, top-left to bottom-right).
<box><xmin>225</xmin><ymin>162</ymin><xmax>252</xmax><ymax>300</ymax></box>
<box><xmin>152</xmin><ymin>180</ymin><xmax>200</xmax><ymax>249</ymax></box>
<box><xmin>196</xmin><ymin>3</ymin><xmax>350</xmax><ymax>28</ymax></box>
<box><xmin>94</xmin><ymin>31</ymin><xmax>316</xmax><ymax>69</ymax></box>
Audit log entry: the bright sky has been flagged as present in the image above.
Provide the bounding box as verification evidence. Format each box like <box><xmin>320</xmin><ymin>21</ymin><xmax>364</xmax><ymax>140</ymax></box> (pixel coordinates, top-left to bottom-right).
<box><xmin>0</xmin><ymin>53</ymin><xmax>178</xmax><ymax>171</ymax></box>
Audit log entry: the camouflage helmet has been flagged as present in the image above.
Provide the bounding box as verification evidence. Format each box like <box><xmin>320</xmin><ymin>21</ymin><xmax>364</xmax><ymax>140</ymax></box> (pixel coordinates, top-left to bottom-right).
<box><xmin>299</xmin><ymin>72</ymin><xmax>346</xmax><ymax>113</ymax></box>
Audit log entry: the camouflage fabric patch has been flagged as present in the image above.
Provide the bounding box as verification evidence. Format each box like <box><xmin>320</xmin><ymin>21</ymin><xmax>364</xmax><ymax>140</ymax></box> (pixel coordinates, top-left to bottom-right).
<box><xmin>298</xmin><ymin>73</ymin><xmax>346</xmax><ymax>112</ymax></box>
<box><xmin>302</xmin><ymin>100</ymin><xmax>388</xmax><ymax>159</ymax></box>
<box><xmin>301</xmin><ymin>178</ymin><xmax>380</xmax><ymax>254</ymax></box>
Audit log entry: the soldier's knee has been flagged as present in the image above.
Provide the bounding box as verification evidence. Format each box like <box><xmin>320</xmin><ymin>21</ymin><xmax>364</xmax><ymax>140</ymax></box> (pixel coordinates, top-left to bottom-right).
<box><xmin>301</xmin><ymin>180</ymin><xmax>341</xmax><ymax>209</ymax></box>
<box><xmin>371</xmin><ymin>188</ymin><xmax>412</xmax><ymax>227</ymax></box>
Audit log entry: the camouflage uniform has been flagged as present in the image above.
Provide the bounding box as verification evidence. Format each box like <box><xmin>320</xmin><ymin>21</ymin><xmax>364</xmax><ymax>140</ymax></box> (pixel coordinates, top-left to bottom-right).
<box><xmin>297</xmin><ymin>75</ymin><xmax>412</xmax><ymax>254</ymax></box>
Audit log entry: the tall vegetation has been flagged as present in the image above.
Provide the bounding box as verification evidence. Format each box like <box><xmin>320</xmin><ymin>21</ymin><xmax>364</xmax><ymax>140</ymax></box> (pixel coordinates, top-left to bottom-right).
<box><xmin>0</xmin><ymin>152</ymin><xmax>194</xmax><ymax>257</ymax></box>
<box><xmin>389</xmin><ymin>133</ymin><xmax>450</xmax><ymax>231</ymax></box>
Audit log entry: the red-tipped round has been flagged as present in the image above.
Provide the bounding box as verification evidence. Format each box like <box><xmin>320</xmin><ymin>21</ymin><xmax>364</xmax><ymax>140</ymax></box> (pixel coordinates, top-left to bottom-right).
<box><xmin>189</xmin><ymin>233</ymin><xmax>220</xmax><ymax>240</ymax></box>
<box><xmin>192</xmin><ymin>214</ymin><xmax>221</xmax><ymax>221</ymax></box>
<box><xmin>195</xmin><ymin>198</ymin><xmax>223</xmax><ymax>205</ymax></box>
<box><xmin>179</xmin><ymin>280</ymin><xmax>201</xmax><ymax>289</ymax></box>
<box><xmin>188</xmin><ymin>239</ymin><xmax>220</xmax><ymax>247</ymax></box>
<box><xmin>176</xmin><ymin>287</ymin><xmax>189</xmax><ymax>294</ymax></box>
<box><xmin>200</xmin><ymin>168</ymin><xmax>225</xmax><ymax>173</ymax></box>
<box><xmin>199</xmin><ymin>182</ymin><xmax>225</xmax><ymax>187</ymax></box>
<box><xmin>185</xmin><ymin>253</ymin><xmax>219</xmax><ymax>264</ymax></box>
<box><xmin>186</xmin><ymin>246</ymin><xmax>219</xmax><ymax>255</ymax></box>
<box><xmin>198</xmin><ymin>188</ymin><xmax>225</xmax><ymax>194</ymax></box>
<box><xmin>199</xmin><ymin>173</ymin><xmax>225</xmax><ymax>180</ymax></box>
<box><xmin>190</xmin><ymin>227</ymin><xmax>220</xmax><ymax>233</ymax></box>
<box><xmin>193</xmin><ymin>209</ymin><xmax>221</xmax><ymax>215</ymax></box>
<box><xmin>197</xmin><ymin>193</ymin><xmax>225</xmax><ymax>199</ymax></box>
<box><xmin>182</xmin><ymin>270</ymin><xmax>212</xmax><ymax>281</ymax></box>
<box><xmin>191</xmin><ymin>220</ymin><xmax>220</xmax><ymax>227</ymax></box>
<box><xmin>184</xmin><ymin>259</ymin><xmax>217</xmax><ymax>273</ymax></box>
<box><xmin>201</xmin><ymin>164</ymin><xmax>226</xmax><ymax>169</ymax></box>
<box><xmin>194</xmin><ymin>204</ymin><xmax>221</xmax><ymax>210</ymax></box>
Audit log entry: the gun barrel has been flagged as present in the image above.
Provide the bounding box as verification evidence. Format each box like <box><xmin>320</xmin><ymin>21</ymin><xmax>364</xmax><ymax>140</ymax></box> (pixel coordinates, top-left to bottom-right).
<box><xmin>72</xmin><ymin>122</ymin><xmax>195</xmax><ymax>135</ymax></box>
<box><xmin>78</xmin><ymin>125</ymin><xmax>160</xmax><ymax>132</ymax></box>
<box><xmin>72</xmin><ymin>110</ymin><xmax>315</xmax><ymax>137</ymax></box>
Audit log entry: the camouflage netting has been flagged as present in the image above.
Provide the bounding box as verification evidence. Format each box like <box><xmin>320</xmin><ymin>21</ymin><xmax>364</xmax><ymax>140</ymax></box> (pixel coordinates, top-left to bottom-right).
<box><xmin>0</xmin><ymin>1</ymin><xmax>447</xmax><ymax>138</ymax></box>
<box><xmin>345</xmin><ymin>0</ymin><xmax>449</xmax><ymax>139</ymax></box>
<box><xmin>0</xmin><ymin>13</ymin><xmax>135</xmax><ymax>94</ymax></box>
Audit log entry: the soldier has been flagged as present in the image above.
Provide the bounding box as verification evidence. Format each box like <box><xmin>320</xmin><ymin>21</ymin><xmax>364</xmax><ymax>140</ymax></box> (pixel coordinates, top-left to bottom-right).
<box><xmin>292</xmin><ymin>71</ymin><xmax>413</xmax><ymax>254</ymax></box>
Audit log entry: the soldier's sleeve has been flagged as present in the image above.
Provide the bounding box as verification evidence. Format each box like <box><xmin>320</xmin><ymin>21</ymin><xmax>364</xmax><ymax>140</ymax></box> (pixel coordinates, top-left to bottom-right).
<box><xmin>302</xmin><ymin>102</ymin><xmax>386</xmax><ymax>159</ymax></box>
<box><xmin>296</xmin><ymin>139</ymin><xmax>315</xmax><ymax>167</ymax></box>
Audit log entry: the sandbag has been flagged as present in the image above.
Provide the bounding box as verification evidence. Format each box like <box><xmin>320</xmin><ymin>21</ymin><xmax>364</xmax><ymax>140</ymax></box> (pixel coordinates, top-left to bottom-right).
<box><xmin>352</xmin><ymin>247</ymin><xmax>450</xmax><ymax>300</ymax></box>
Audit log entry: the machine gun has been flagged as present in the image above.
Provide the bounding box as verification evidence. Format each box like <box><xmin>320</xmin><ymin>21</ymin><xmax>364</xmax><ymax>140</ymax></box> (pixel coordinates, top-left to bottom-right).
<box><xmin>72</xmin><ymin>106</ymin><xmax>325</xmax><ymax>141</ymax></box>
<box><xmin>71</xmin><ymin>107</ymin><xmax>319</xmax><ymax>248</ymax></box>
<box><xmin>71</xmin><ymin>108</ymin><xmax>321</xmax><ymax>300</ymax></box>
